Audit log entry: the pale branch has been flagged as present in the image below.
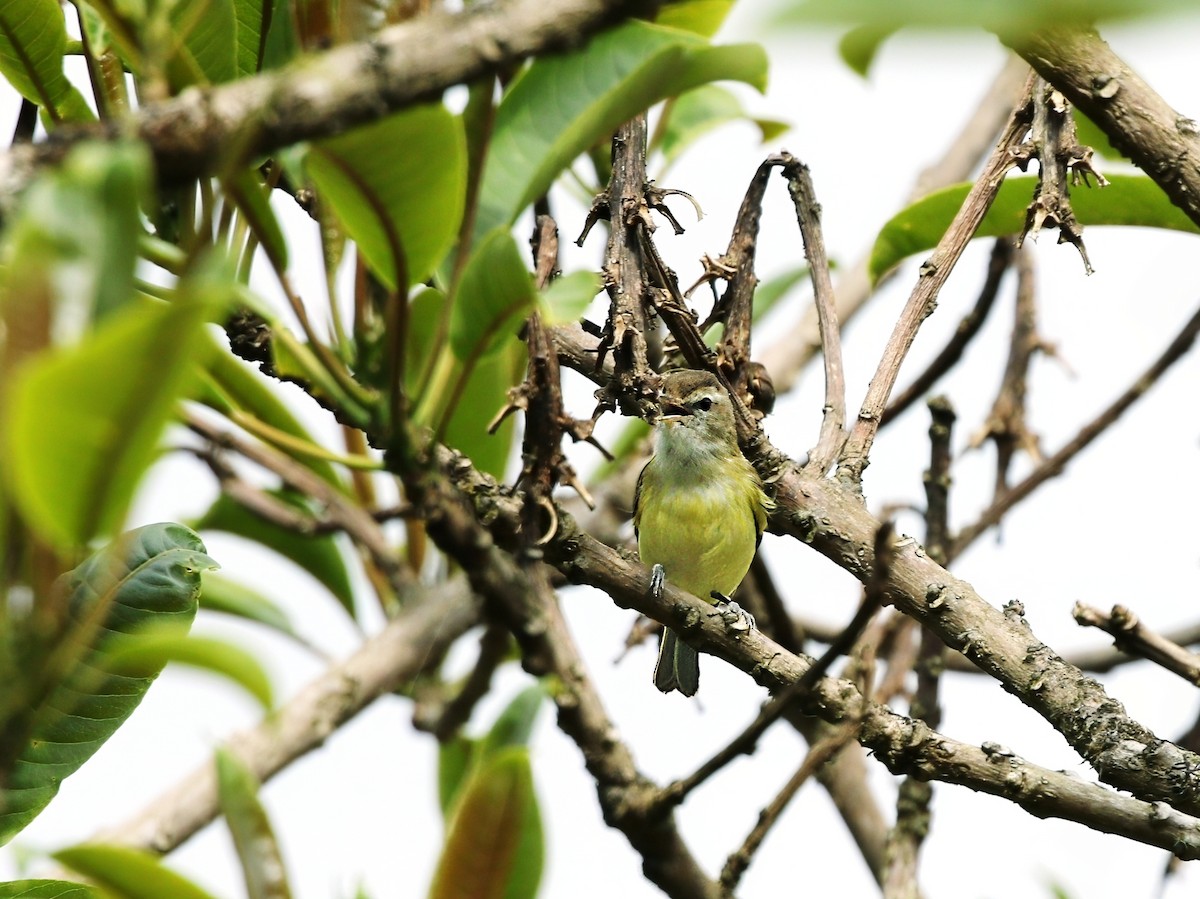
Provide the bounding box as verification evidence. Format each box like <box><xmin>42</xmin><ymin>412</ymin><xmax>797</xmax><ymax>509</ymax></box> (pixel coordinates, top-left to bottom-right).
<box><xmin>951</xmin><ymin>301</ymin><xmax>1200</xmax><ymax>556</ymax></box>
<box><xmin>835</xmin><ymin>72</ymin><xmax>1037</xmax><ymax>487</ymax></box>
<box><xmin>0</xmin><ymin>0</ymin><xmax>655</xmax><ymax>214</ymax></box>
<box><xmin>95</xmin><ymin>578</ymin><xmax>481</xmax><ymax>852</ymax></box>
<box><xmin>1010</xmin><ymin>26</ymin><xmax>1200</xmax><ymax>230</ymax></box>
<box><xmin>400</xmin><ymin>452</ymin><xmax>721</xmax><ymax>899</ymax></box>
<box><xmin>772</xmin><ymin>154</ymin><xmax>846</xmax><ymax>476</ymax></box>
<box><xmin>1074</xmin><ymin>604</ymin><xmax>1200</xmax><ymax>688</ymax></box>
<box><xmin>880</xmin><ymin>239</ymin><xmax>1014</xmax><ymax>428</ymax></box>
<box><xmin>760</xmin><ymin>54</ymin><xmax>1031</xmax><ymax>394</ymax></box>
<box><xmin>428</xmin><ymin>438</ymin><xmax>1200</xmax><ymax>846</ymax></box>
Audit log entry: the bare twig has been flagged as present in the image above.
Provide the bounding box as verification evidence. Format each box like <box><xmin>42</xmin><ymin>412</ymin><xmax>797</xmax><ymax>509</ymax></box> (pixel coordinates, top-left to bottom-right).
<box><xmin>951</xmin><ymin>302</ymin><xmax>1200</xmax><ymax>556</ymax></box>
<box><xmin>836</xmin><ymin>73</ymin><xmax>1036</xmax><ymax>487</ymax></box>
<box><xmin>881</xmin><ymin>239</ymin><xmax>1014</xmax><ymax>427</ymax></box>
<box><xmin>772</xmin><ymin>154</ymin><xmax>846</xmax><ymax>475</ymax></box>
<box><xmin>1074</xmin><ymin>603</ymin><xmax>1200</xmax><ymax>687</ymax></box>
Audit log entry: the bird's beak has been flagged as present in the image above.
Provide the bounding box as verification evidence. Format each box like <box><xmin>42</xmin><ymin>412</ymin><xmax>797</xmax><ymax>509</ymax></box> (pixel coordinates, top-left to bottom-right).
<box><xmin>658</xmin><ymin>400</ymin><xmax>691</xmax><ymax>423</ymax></box>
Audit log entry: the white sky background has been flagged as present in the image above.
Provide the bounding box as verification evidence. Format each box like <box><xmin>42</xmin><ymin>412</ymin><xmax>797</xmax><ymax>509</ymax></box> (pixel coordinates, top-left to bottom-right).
<box><xmin>3</xmin><ymin>5</ymin><xmax>1200</xmax><ymax>899</ymax></box>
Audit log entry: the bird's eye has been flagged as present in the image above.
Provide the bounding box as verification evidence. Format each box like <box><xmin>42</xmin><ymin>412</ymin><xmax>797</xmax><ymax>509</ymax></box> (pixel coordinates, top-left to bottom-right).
<box><xmin>695</xmin><ymin>397</ymin><xmax>714</xmax><ymax>412</ymax></box>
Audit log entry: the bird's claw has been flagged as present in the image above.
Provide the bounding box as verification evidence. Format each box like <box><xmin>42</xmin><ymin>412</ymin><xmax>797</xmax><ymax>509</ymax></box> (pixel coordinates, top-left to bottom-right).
<box><xmin>710</xmin><ymin>591</ymin><xmax>755</xmax><ymax>635</ymax></box>
<box><xmin>650</xmin><ymin>563</ymin><xmax>666</xmax><ymax>601</ymax></box>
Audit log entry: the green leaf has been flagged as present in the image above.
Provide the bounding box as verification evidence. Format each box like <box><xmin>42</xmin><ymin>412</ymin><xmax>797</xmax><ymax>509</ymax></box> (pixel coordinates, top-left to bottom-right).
<box><xmin>233</xmin><ymin>0</ymin><xmax>276</xmax><ymax>76</ymax></box>
<box><xmin>0</xmin><ymin>881</ymin><xmax>103</xmax><ymax>898</ymax></box>
<box><xmin>168</xmin><ymin>0</ymin><xmax>238</xmax><ymax>88</ymax></box>
<box><xmin>868</xmin><ymin>173</ymin><xmax>1200</xmax><ymax>283</ymax></box>
<box><xmin>194</xmin><ymin>490</ymin><xmax>356</xmax><ymax>618</ymax></box>
<box><xmin>539</xmin><ymin>271</ymin><xmax>602</xmax><ymax>325</ymax></box>
<box><xmin>656</xmin><ymin>84</ymin><xmax>788</xmax><ymax>172</ymax></box>
<box><xmin>0</xmin><ymin>524</ymin><xmax>215</xmax><ymax>845</ymax></box>
<box><xmin>475</xmin><ymin>20</ymin><xmax>769</xmax><ymax>241</ymax></box>
<box><xmin>306</xmin><ymin>105</ymin><xmax>466</xmax><ymax>290</ymax></box>
<box><xmin>216</xmin><ymin>749</ymin><xmax>293</xmax><ymax>899</ymax></box>
<box><xmin>754</xmin><ymin>264</ymin><xmax>814</xmax><ymax>318</ymax></box>
<box><xmin>655</xmin><ymin>0</ymin><xmax>735</xmax><ymax>36</ymax></box>
<box><xmin>1073</xmin><ymin>109</ymin><xmax>1126</xmax><ymax>162</ymax></box>
<box><xmin>451</xmin><ymin>230</ymin><xmax>537</xmax><ymax>360</ymax></box>
<box><xmin>837</xmin><ymin>24</ymin><xmax>896</xmax><ymax>77</ymax></box>
<box><xmin>200</xmin><ymin>572</ymin><xmax>308</xmax><ymax>647</ymax></box>
<box><xmin>437</xmin><ymin>736</ymin><xmax>477</xmax><ymax>818</ymax></box>
<box><xmin>224</xmin><ymin>167</ymin><xmax>289</xmax><ymax>272</ymax></box>
<box><xmin>777</xmin><ymin>0</ymin><xmax>1196</xmax><ymax>34</ymax></box>
<box><xmin>109</xmin><ymin>630</ymin><xmax>273</xmax><ymax>709</ymax></box>
<box><xmin>0</xmin><ymin>0</ymin><xmax>94</xmax><ymax>123</ymax></box>
<box><xmin>428</xmin><ymin>748</ymin><xmax>543</xmax><ymax>899</ymax></box>
<box><xmin>197</xmin><ymin>334</ymin><xmax>343</xmax><ymax>488</ymax></box>
<box><xmin>54</xmin><ymin>844</ymin><xmax>220</xmax><ymax>899</ymax></box>
<box><xmin>479</xmin><ymin>684</ymin><xmax>545</xmax><ymax>760</ymax></box>
<box><xmin>2</xmin><ymin>294</ymin><xmax>216</xmax><ymax>548</ymax></box>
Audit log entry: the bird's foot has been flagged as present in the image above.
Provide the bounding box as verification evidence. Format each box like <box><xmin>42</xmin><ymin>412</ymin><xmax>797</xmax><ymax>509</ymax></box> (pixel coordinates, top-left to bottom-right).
<box><xmin>710</xmin><ymin>591</ymin><xmax>755</xmax><ymax>636</ymax></box>
<box><xmin>650</xmin><ymin>563</ymin><xmax>666</xmax><ymax>601</ymax></box>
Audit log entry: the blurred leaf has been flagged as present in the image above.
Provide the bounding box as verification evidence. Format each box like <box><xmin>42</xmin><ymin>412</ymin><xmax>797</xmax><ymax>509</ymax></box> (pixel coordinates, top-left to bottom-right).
<box><xmin>199</xmin><ymin>572</ymin><xmax>307</xmax><ymax>646</ymax></box>
<box><xmin>260</xmin><ymin>0</ymin><xmax>297</xmax><ymax>69</ymax></box>
<box><xmin>109</xmin><ymin>630</ymin><xmax>273</xmax><ymax>709</ymax></box>
<box><xmin>0</xmin><ymin>524</ymin><xmax>214</xmax><ymax>845</ymax></box>
<box><xmin>428</xmin><ymin>748</ymin><xmax>543</xmax><ymax>899</ymax></box>
<box><xmin>167</xmin><ymin>0</ymin><xmax>237</xmax><ymax>88</ymax></box>
<box><xmin>475</xmin><ymin>21</ymin><xmax>769</xmax><ymax>241</ymax></box>
<box><xmin>479</xmin><ymin>683</ymin><xmax>545</xmax><ymax>759</ymax></box>
<box><xmin>0</xmin><ymin>0</ymin><xmax>94</xmax><ymax>123</ymax></box>
<box><xmin>55</xmin><ymin>844</ymin><xmax>220</xmax><ymax>899</ymax></box>
<box><xmin>194</xmin><ymin>490</ymin><xmax>356</xmax><ymax>618</ymax></box>
<box><xmin>1073</xmin><ymin>109</ymin><xmax>1126</xmax><ymax>162</ymax></box>
<box><xmin>539</xmin><ymin>271</ymin><xmax>602</xmax><ymax>325</ymax></box>
<box><xmin>2</xmin><ymin>294</ymin><xmax>216</xmax><ymax>549</ymax></box>
<box><xmin>0</xmin><ymin>882</ymin><xmax>103</xmax><ymax>898</ymax></box>
<box><xmin>216</xmin><ymin>749</ymin><xmax>293</xmax><ymax>899</ymax></box>
<box><xmin>306</xmin><ymin>106</ymin><xmax>466</xmax><ymax>290</ymax></box>
<box><xmin>197</xmin><ymin>334</ymin><xmax>343</xmax><ymax>488</ymax></box>
<box><xmin>451</xmin><ymin>229</ymin><xmax>537</xmax><ymax>361</ymax></box>
<box><xmin>224</xmin><ymin>167</ymin><xmax>288</xmax><ymax>271</ymax></box>
<box><xmin>777</xmin><ymin>0</ymin><xmax>1195</xmax><ymax>34</ymax></box>
<box><xmin>753</xmin><ymin>264</ymin><xmax>813</xmax><ymax>317</ymax></box>
<box><xmin>233</xmin><ymin>0</ymin><xmax>277</xmax><ymax>76</ymax></box>
<box><xmin>655</xmin><ymin>0</ymin><xmax>735</xmax><ymax>36</ymax></box>
<box><xmin>655</xmin><ymin>85</ymin><xmax>788</xmax><ymax>172</ymax></box>
<box><xmin>437</xmin><ymin>736</ymin><xmax>477</xmax><ymax>818</ymax></box>
<box><xmin>868</xmin><ymin>173</ymin><xmax>1200</xmax><ymax>283</ymax></box>
<box><xmin>837</xmin><ymin>24</ymin><xmax>897</xmax><ymax>77</ymax></box>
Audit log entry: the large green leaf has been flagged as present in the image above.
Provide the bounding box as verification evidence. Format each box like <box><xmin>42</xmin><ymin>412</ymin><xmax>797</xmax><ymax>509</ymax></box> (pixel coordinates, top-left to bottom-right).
<box><xmin>54</xmin><ymin>844</ymin><xmax>220</xmax><ymax>899</ymax></box>
<box><xmin>451</xmin><ymin>229</ymin><xmax>537</xmax><ymax>361</ymax></box>
<box><xmin>655</xmin><ymin>84</ymin><xmax>788</xmax><ymax>173</ymax></box>
<box><xmin>167</xmin><ymin>0</ymin><xmax>238</xmax><ymax>88</ymax></box>
<box><xmin>216</xmin><ymin>749</ymin><xmax>293</xmax><ymax>899</ymax></box>
<box><xmin>200</xmin><ymin>571</ymin><xmax>307</xmax><ymax>646</ymax></box>
<box><xmin>109</xmin><ymin>631</ymin><xmax>273</xmax><ymax>709</ymax></box>
<box><xmin>0</xmin><ymin>0</ymin><xmax>93</xmax><ymax>123</ymax></box>
<box><xmin>868</xmin><ymin>173</ymin><xmax>1200</xmax><ymax>283</ymax></box>
<box><xmin>306</xmin><ymin>106</ymin><xmax>466</xmax><ymax>290</ymax></box>
<box><xmin>474</xmin><ymin>20</ymin><xmax>769</xmax><ymax>241</ymax></box>
<box><xmin>2</xmin><ymin>295</ymin><xmax>216</xmax><ymax>549</ymax></box>
<box><xmin>655</xmin><ymin>0</ymin><xmax>735</xmax><ymax>37</ymax></box>
<box><xmin>194</xmin><ymin>491</ymin><xmax>356</xmax><ymax>618</ymax></box>
<box><xmin>0</xmin><ymin>882</ymin><xmax>102</xmax><ymax>898</ymax></box>
<box><xmin>0</xmin><ymin>524</ymin><xmax>216</xmax><ymax>846</ymax></box>
<box><xmin>233</xmin><ymin>0</ymin><xmax>276</xmax><ymax>77</ymax></box>
<box><xmin>428</xmin><ymin>748</ymin><xmax>543</xmax><ymax>899</ymax></box>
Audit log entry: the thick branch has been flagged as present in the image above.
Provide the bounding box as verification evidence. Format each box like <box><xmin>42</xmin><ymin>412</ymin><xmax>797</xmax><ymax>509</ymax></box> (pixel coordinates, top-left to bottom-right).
<box><xmin>0</xmin><ymin>0</ymin><xmax>654</xmax><ymax>211</ymax></box>
<box><xmin>1011</xmin><ymin>26</ymin><xmax>1200</xmax><ymax>229</ymax></box>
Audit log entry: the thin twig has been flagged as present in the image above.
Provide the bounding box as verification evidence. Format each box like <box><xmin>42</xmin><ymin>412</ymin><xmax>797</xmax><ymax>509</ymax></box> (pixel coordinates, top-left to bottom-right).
<box><xmin>881</xmin><ymin>239</ymin><xmax>1014</xmax><ymax>427</ymax></box>
<box><xmin>1074</xmin><ymin>603</ymin><xmax>1200</xmax><ymax>687</ymax></box>
<box><xmin>837</xmin><ymin>73</ymin><xmax>1036</xmax><ymax>487</ymax></box>
<box><xmin>951</xmin><ymin>302</ymin><xmax>1200</xmax><ymax>556</ymax></box>
<box><xmin>772</xmin><ymin>154</ymin><xmax>846</xmax><ymax>475</ymax></box>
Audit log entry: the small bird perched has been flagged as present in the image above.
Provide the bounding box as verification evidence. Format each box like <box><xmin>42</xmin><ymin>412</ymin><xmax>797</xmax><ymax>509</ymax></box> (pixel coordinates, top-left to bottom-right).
<box><xmin>633</xmin><ymin>369</ymin><xmax>771</xmax><ymax>696</ymax></box>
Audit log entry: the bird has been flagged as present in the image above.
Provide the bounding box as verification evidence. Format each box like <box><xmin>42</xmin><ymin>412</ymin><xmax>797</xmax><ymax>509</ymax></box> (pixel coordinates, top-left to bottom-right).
<box><xmin>633</xmin><ymin>369</ymin><xmax>771</xmax><ymax>696</ymax></box>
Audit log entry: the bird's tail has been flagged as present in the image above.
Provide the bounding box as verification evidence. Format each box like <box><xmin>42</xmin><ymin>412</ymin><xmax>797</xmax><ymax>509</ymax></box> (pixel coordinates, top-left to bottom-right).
<box><xmin>653</xmin><ymin>627</ymin><xmax>700</xmax><ymax>697</ymax></box>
